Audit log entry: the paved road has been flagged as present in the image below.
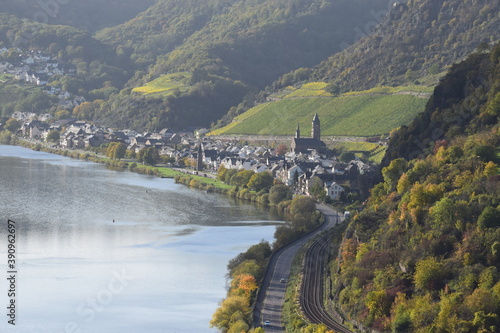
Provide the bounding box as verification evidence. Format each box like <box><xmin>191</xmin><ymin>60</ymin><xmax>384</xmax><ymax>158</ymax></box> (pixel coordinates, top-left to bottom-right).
<box><xmin>254</xmin><ymin>204</ymin><xmax>343</xmax><ymax>331</ymax></box>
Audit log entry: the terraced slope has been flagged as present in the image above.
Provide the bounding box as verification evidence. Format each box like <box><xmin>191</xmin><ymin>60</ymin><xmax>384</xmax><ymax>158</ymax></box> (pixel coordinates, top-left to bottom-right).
<box><xmin>210</xmin><ymin>92</ymin><xmax>429</xmax><ymax>137</ymax></box>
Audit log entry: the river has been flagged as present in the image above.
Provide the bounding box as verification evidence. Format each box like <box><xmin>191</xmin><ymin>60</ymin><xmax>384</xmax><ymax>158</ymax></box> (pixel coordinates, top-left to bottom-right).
<box><xmin>0</xmin><ymin>145</ymin><xmax>279</xmax><ymax>333</ymax></box>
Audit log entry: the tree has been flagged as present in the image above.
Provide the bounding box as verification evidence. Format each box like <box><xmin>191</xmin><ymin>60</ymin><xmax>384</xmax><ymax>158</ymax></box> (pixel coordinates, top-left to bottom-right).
<box><xmin>339</xmin><ymin>151</ymin><xmax>356</xmax><ymax>162</ymax></box>
<box><xmin>275</xmin><ymin>144</ymin><xmax>288</xmax><ymax>156</ymax></box>
<box><xmin>474</xmin><ymin>145</ymin><xmax>496</xmax><ymax>163</ymax></box>
<box><xmin>382</xmin><ymin>158</ymin><xmax>407</xmax><ymax>191</ymax></box>
<box><xmin>288</xmin><ymin>196</ymin><xmax>318</xmax><ymax>231</ymax></box>
<box><xmin>138</xmin><ymin>147</ymin><xmax>159</xmax><ymax>165</ymax></box>
<box><xmin>223</xmin><ymin>169</ymin><xmax>238</xmax><ymax>184</ymax></box>
<box><xmin>217</xmin><ymin>165</ymin><xmax>228</xmax><ymax>181</ymax></box>
<box><xmin>55</xmin><ymin>109</ymin><xmax>71</xmax><ymax>120</ymax></box>
<box><xmin>413</xmin><ymin>256</ymin><xmax>445</xmax><ymax>291</ymax></box>
<box><xmin>309</xmin><ymin>178</ymin><xmax>326</xmax><ymax>202</ymax></box>
<box><xmin>365</xmin><ymin>290</ymin><xmax>391</xmax><ymax>318</ymax></box>
<box><xmin>72</xmin><ymin>102</ymin><xmax>95</xmax><ymax>119</ymax></box>
<box><xmin>483</xmin><ymin>161</ymin><xmax>498</xmax><ymax>177</ymax></box>
<box><xmin>46</xmin><ymin>130</ymin><xmax>60</xmax><ymax>142</ymax></box>
<box><xmin>227</xmin><ymin>320</ymin><xmax>250</xmax><ymax>333</ymax></box>
<box><xmin>235</xmin><ymin>274</ymin><xmax>258</xmax><ymax>297</ymax></box>
<box><xmin>247</xmin><ymin>172</ymin><xmax>274</xmax><ymax>192</ymax></box>
<box><xmin>112</xmin><ymin>143</ymin><xmax>127</xmax><ymax>160</ymax></box>
<box><xmin>396</xmin><ymin>173</ymin><xmax>411</xmax><ymax>194</ymax></box>
<box><xmin>230</xmin><ymin>260</ymin><xmax>262</xmax><ymax>281</ymax></box>
<box><xmin>143</xmin><ymin>147</ymin><xmax>160</xmax><ymax>166</ymax></box>
<box><xmin>477</xmin><ymin>206</ymin><xmax>500</xmax><ymax>230</ymax></box>
<box><xmin>230</xmin><ymin>170</ymin><xmax>255</xmax><ymax>187</ymax></box>
<box><xmin>209</xmin><ymin>296</ymin><xmax>250</xmax><ymax>331</ymax></box>
<box><xmin>464</xmin><ymin>288</ymin><xmax>499</xmax><ymax>316</ymax></box>
<box><xmin>4</xmin><ymin>118</ymin><xmax>20</xmax><ymax>132</ymax></box>
<box><xmin>0</xmin><ymin>132</ymin><xmax>11</xmax><ymax>144</ymax></box>
<box><xmin>269</xmin><ymin>184</ymin><xmax>293</xmax><ymax>205</ymax></box>
<box><xmin>486</xmin><ymin>92</ymin><xmax>500</xmax><ymax>116</ymax></box>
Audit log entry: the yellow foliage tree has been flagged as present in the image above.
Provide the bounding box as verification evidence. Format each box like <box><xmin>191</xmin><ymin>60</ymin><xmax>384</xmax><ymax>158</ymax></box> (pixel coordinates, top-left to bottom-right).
<box><xmin>210</xmin><ymin>296</ymin><xmax>250</xmax><ymax>331</ymax></box>
<box><xmin>236</xmin><ymin>274</ymin><xmax>258</xmax><ymax>298</ymax></box>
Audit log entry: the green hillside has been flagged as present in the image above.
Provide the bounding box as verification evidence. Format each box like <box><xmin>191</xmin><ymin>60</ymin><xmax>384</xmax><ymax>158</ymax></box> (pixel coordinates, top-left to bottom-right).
<box><xmin>329</xmin><ymin>43</ymin><xmax>500</xmax><ymax>333</ymax></box>
<box><xmin>210</xmin><ymin>91</ymin><xmax>429</xmax><ymax>137</ymax></box>
<box><xmin>91</xmin><ymin>0</ymin><xmax>401</xmax><ymax>130</ymax></box>
<box><xmin>300</xmin><ymin>0</ymin><xmax>500</xmax><ymax>92</ymax></box>
<box><xmin>217</xmin><ymin>0</ymin><xmax>500</xmax><ymax>132</ymax></box>
<box><xmin>97</xmin><ymin>0</ymin><xmax>390</xmax><ymax>88</ymax></box>
<box><xmin>0</xmin><ymin>0</ymin><xmax>155</xmax><ymax>32</ymax></box>
<box><xmin>132</xmin><ymin>72</ymin><xmax>192</xmax><ymax>97</ymax></box>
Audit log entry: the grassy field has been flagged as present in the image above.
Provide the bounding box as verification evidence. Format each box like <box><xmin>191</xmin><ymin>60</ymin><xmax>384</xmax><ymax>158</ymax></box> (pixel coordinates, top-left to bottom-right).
<box><xmin>331</xmin><ymin>141</ymin><xmax>387</xmax><ymax>164</ymax></box>
<box><xmin>267</xmin><ymin>82</ymin><xmax>433</xmax><ymax>100</ymax></box>
<box><xmin>134</xmin><ymin>165</ymin><xmax>232</xmax><ymax>189</ymax></box>
<box><xmin>210</xmin><ymin>93</ymin><xmax>428</xmax><ymax>137</ymax></box>
<box><xmin>0</xmin><ymin>74</ymin><xmax>13</xmax><ymax>82</ymax></box>
<box><xmin>283</xmin><ymin>82</ymin><xmax>332</xmax><ymax>98</ymax></box>
<box><xmin>132</xmin><ymin>72</ymin><xmax>192</xmax><ymax>97</ymax></box>
<box><xmin>343</xmin><ymin>85</ymin><xmax>434</xmax><ymax>96</ymax></box>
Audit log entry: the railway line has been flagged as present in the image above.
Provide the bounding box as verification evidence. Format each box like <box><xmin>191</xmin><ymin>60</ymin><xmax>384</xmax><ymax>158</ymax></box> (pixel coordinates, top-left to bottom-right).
<box><xmin>255</xmin><ymin>204</ymin><xmax>351</xmax><ymax>332</ymax></box>
<box><xmin>300</xmin><ymin>231</ymin><xmax>351</xmax><ymax>333</ymax></box>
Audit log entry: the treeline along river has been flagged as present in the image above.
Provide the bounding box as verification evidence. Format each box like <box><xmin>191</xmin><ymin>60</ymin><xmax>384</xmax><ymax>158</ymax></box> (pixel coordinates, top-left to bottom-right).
<box><xmin>0</xmin><ymin>145</ymin><xmax>279</xmax><ymax>332</ymax></box>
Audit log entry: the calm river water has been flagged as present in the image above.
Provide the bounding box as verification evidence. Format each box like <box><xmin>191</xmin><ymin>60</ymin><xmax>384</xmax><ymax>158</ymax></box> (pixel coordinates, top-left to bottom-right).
<box><xmin>0</xmin><ymin>145</ymin><xmax>279</xmax><ymax>333</ymax></box>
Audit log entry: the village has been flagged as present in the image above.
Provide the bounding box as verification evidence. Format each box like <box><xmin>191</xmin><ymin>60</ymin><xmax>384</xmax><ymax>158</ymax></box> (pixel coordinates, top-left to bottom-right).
<box><xmin>9</xmin><ymin>110</ymin><xmax>379</xmax><ymax>203</ymax></box>
<box><xmin>0</xmin><ymin>48</ymin><xmax>84</xmax><ymax>109</ymax></box>
<box><xmin>0</xmin><ymin>47</ymin><xmax>380</xmax><ymax>203</ymax></box>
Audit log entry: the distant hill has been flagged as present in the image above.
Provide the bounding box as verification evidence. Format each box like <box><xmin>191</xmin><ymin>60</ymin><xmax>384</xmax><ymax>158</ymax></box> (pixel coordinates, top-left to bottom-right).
<box><xmin>91</xmin><ymin>0</ymin><xmax>404</xmax><ymax>130</ymax></box>
<box><xmin>97</xmin><ymin>0</ymin><xmax>390</xmax><ymax>88</ymax></box>
<box><xmin>215</xmin><ymin>0</ymin><xmax>500</xmax><ymax>134</ymax></box>
<box><xmin>0</xmin><ymin>13</ymin><xmax>135</xmax><ymax>117</ymax></box>
<box><xmin>308</xmin><ymin>0</ymin><xmax>500</xmax><ymax>92</ymax></box>
<box><xmin>2</xmin><ymin>0</ymin><xmax>499</xmax><ymax>134</ymax></box>
<box><xmin>0</xmin><ymin>0</ymin><xmax>155</xmax><ymax>32</ymax></box>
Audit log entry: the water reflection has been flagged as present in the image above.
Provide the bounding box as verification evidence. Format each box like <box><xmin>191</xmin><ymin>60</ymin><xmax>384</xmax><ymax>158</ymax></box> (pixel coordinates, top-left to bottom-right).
<box><xmin>0</xmin><ymin>145</ymin><xmax>279</xmax><ymax>332</ymax></box>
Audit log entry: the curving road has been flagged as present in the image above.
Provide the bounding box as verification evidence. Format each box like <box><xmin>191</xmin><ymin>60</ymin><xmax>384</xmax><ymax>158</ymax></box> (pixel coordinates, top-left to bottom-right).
<box><xmin>253</xmin><ymin>204</ymin><xmax>345</xmax><ymax>332</ymax></box>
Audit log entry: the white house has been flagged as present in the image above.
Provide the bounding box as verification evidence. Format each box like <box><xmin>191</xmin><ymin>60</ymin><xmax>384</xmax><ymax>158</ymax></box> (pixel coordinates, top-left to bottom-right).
<box><xmin>285</xmin><ymin>165</ymin><xmax>304</xmax><ymax>186</ymax></box>
<box><xmin>325</xmin><ymin>182</ymin><xmax>344</xmax><ymax>200</ymax></box>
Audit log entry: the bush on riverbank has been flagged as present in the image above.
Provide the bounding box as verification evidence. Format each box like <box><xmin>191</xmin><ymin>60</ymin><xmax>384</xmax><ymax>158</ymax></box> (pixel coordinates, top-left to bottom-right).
<box><xmin>273</xmin><ymin>196</ymin><xmax>323</xmax><ymax>249</ymax></box>
<box><xmin>210</xmin><ymin>241</ymin><xmax>272</xmax><ymax>332</ymax></box>
<box><xmin>174</xmin><ymin>174</ymin><xmax>227</xmax><ymax>194</ymax></box>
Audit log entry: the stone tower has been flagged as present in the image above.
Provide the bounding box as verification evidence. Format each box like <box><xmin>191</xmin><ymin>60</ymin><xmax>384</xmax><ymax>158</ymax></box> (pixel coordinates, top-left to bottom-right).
<box><xmin>295</xmin><ymin>124</ymin><xmax>300</xmax><ymax>139</ymax></box>
<box><xmin>196</xmin><ymin>142</ymin><xmax>203</xmax><ymax>171</ymax></box>
<box><xmin>312</xmin><ymin>113</ymin><xmax>320</xmax><ymax>140</ymax></box>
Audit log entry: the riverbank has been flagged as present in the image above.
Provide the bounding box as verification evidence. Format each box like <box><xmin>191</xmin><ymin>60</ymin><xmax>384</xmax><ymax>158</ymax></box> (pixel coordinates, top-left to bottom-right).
<box><xmin>0</xmin><ymin>144</ymin><xmax>278</xmax><ymax>332</ymax></box>
<box><xmin>3</xmin><ymin>132</ymin><xmax>343</xmax><ymax>332</ymax></box>
<box><xmin>4</xmin><ymin>133</ymin><xmax>232</xmax><ymax>194</ymax></box>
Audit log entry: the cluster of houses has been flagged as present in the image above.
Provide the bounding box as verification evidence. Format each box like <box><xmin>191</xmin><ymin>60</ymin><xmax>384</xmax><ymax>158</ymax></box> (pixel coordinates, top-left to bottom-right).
<box><xmin>0</xmin><ymin>48</ymin><xmax>84</xmax><ymax>109</ymax></box>
<box><xmin>13</xmin><ymin>112</ymin><xmax>378</xmax><ymax>201</ymax></box>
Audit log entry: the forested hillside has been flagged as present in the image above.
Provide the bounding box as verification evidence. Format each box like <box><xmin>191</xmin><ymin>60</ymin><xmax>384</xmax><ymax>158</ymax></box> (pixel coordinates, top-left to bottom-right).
<box><xmin>218</xmin><ymin>0</ymin><xmax>500</xmax><ymax>132</ymax></box>
<box><xmin>307</xmin><ymin>0</ymin><xmax>500</xmax><ymax>92</ymax></box>
<box><xmin>0</xmin><ymin>0</ymin><xmax>155</xmax><ymax>32</ymax></box>
<box><xmin>91</xmin><ymin>0</ymin><xmax>397</xmax><ymax>130</ymax></box>
<box><xmin>97</xmin><ymin>0</ymin><xmax>389</xmax><ymax>88</ymax></box>
<box><xmin>328</xmin><ymin>44</ymin><xmax>500</xmax><ymax>332</ymax></box>
<box><xmin>2</xmin><ymin>0</ymin><xmax>499</xmax><ymax>132</ymax></box>
<box><xmin>0</xmin><ymin>13</ymin><xmax>135</xmax><ymax>117</ymax></box>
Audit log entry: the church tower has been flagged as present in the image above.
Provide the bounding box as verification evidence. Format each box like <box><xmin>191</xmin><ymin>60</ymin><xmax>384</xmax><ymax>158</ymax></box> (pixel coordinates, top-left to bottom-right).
<box><xmin>312</xmin><ymin>113</ymin><xmax>320</xmax><ymax>140</ymax></box>
<box><xmin>295</xmin><ymin>124</ymin><xmax>300</xmax><ymax>139</ymax></box>
<box><xmin>196</xmin><ymin>142</ymin><xmax>203</xmax><ymax>171</ymax></box>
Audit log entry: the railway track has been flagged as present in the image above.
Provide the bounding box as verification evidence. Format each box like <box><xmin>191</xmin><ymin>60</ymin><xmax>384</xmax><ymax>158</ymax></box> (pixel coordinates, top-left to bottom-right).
<box><xmin>300</xmin><ymin>231</ymin><xmax>352</xmax><ymax>333</ymax></box>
